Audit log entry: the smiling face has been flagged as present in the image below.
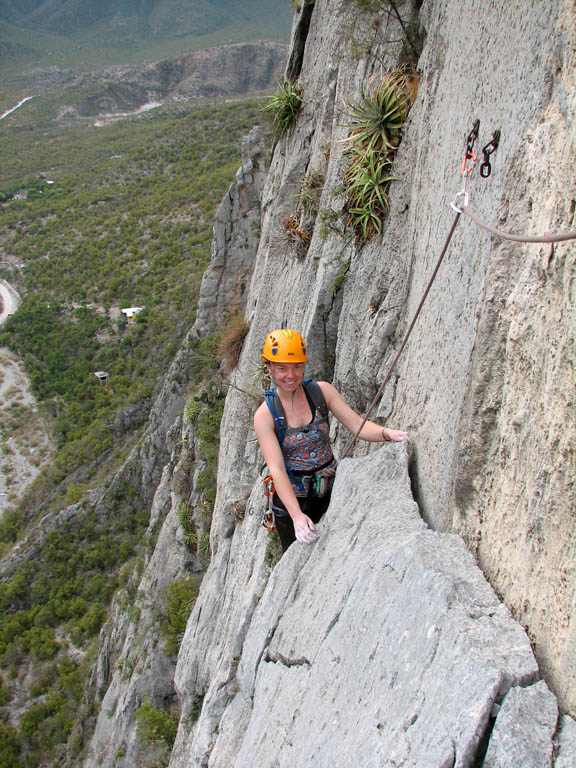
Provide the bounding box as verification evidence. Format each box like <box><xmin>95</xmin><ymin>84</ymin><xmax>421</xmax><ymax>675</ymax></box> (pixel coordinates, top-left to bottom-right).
<box><xmin>268</xmin><ymin>361</ymin><xmax>305</xmax><ymax>393</ymax></box>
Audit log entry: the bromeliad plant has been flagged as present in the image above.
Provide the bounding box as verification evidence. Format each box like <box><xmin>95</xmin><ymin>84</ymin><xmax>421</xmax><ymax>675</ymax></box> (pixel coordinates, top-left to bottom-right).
<box><xmin>344</xmin><ymin>149</ymin><xmax>397</xmax><ymax>241</ymax></box>
<box><xmin>340</xmin><ymin>69</ymin><xmax>417</xmax><ymax>241</ymax></box>
<box><xmin>262</xmin><ymin>80</ymin><xmax>304</xmax><ymax>138</ymax></box>
<box><xmin>342</xmin><ymin>70</ymin><xmax>416</xmax><ymax>154</ymax></box>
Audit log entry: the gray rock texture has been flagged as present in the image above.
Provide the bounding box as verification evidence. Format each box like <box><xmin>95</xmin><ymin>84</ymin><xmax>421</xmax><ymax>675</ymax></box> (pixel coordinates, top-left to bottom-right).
<box><xmin>172</xmin><ymin>445</ymin><xmax>540</xmax><ymax>767</ymax></box>
<box><xmin>85</xmin><ymin>0</ymin><xmax>576</xmax><ymax>764</ymax></box>
<box><xmin>556</xmin><ymin>714</ymin><xmax>576</xmax><ymax>768</ymax></box>
<box><xmin>84</xmin><ymin>463</ymin><xmax>184</xmax><ymax>768</ymax></box>
<box><xmin>483</xmin><ymin>681</ymin><xmax>558</xmax><ymax>768</ymax></box>
<box><xmin>226</xmin><ymin>0</ymin><xmax>576</xmax><ymax>713</ymax></box>
<box><xmin>192</xmin><ymin>125</ymin><xmax>266</xmax><ymax>339</ymax></box>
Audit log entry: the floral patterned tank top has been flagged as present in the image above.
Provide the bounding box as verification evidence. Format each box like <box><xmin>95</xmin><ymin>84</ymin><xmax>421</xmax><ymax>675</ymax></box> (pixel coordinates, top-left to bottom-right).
<box><xmin>282</xmin><ymin>391</ymin><xmax>336</xmax><ymax>496</ymax></box>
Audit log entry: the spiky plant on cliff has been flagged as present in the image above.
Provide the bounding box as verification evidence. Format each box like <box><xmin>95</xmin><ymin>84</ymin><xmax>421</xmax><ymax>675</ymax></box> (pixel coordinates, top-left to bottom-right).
<box><xmin>340</xmin><ymin>70</ymin><xmax>417</xmax><ymax>241</ymax></box>
<box><xmin>262</xmin><ymin>80</ymin><xmax>304</xmax><ymax>138</ymax></box>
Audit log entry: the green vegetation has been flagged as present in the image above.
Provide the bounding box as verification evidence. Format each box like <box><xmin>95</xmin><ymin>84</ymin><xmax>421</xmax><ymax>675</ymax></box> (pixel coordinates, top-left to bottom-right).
<box><xmin>0</xmin><ymin>98</ymin><xmax>264</xmax><ymax>516</ymax></box>
<box><xmin>280</xmin><ymin>212</ymin><xmax>312</xmax><ymax>257</ymax></box>
<box><xmin>161</xmin><ymin>577</ymin><xmax>198</xmax><ymax>656</ymax></box>
<box><xmin>0</xmin><ymin>94</ymin><xmax>269</xmax><ymax>764</ymax></box>
<box><xmin>0</xmin><ymin>510</ymin><xmax>128</xmax><ymax>763</ymax></box>
<box><xmin>329</xmin><ymin>255</ymin><xmax>352</xmax><ymax>296</ymax></box>
<box><xmin>265</xmin><ymin>529</ymin><xmax>283</xmax><ymax>568</ymax></box>
<box><xmin>0</xmin><ymin>1</ymin><xmax>292</xmax><ymax>77</ymax></box>
<box><xmin>186</xmin><ymin>332</ymin><xmax>227</xmax><ymax>518</ymax></box>
<box><xmin>0</xmin><ymin>720</ymin><xmax>20</xmax><ymax>766</ymax></box>
<box><xmin>135</xmin><ymin>697</ymin><xmax>178</xmax><ymax>747</ymax></box>
<box><xmin>295</xmin><ymin>169</ymin><xmax>325</xmax><ymax>217</ymax></box>
<box><xmin>343</xmin><ymin>149</ymin><xmax>397</xmax><ymax>241</ymax></box>
<box><xmin>176</xmin><ymin>501</ymin><xmax>197</xmax><ymax>551</ymax></box>
<box><xmin>349</xmin><ymin>1</ymin><xmax>423</xmax><ymax>64</ymax></box>
<box><xmin>262</xmin><ymin>80</ymin><xmax>304</xmax><ymax>138</ymax></box>
<box><xmin>341</xmin><ymin>71</ymin><xmax>415</xmax><ymax>154</ymax></box>
<box><xmin>217</xmin><ymin>312</ymin><xmax>250</xmax><ymax>374</ymax></box>
<box><xmin>340</xmin><ymin>70</ymin><xmax>416</xmax><ymax>241</ymax></box>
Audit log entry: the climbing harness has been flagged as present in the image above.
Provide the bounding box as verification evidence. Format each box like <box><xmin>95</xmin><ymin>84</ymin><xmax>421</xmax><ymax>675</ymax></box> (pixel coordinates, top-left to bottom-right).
<box><xmin>265</xmin><ymin>379</ymin><xmax>328</xmax><ymax>448</ymax></box>
<box><xmin>265</xmin><ymin>380</ymin><xmax>333</xmax><ymax>492</ymax></box>
<box><xmin>261</xmin><ymin>379</ymin><xmax>335</xmax><ymax>527</ymax></box>
<box><xmin>341</xmin><ymin>119</ymin><xmax>576</xmax><ymax>459</ymax></box>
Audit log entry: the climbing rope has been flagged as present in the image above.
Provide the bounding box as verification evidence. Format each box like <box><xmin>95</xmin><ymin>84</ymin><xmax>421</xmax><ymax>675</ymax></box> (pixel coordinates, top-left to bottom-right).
<box><xmin>340</xmin><ymin>210</ymin><xmax>461</xmax><ymax>459</ymax></box>
<box><xmin>460</xmin><ymin>201</ymin><xmax>576</xmax><ymax>243</ymax></box>
<box><xmin>340</xmin><ymin>120</ymin><xmax>576</xmax><ymax>460</ymax></box>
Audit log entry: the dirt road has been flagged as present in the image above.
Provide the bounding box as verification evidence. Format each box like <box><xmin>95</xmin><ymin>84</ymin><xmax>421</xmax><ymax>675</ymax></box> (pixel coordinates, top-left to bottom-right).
<box><xmin>0</xmin><ymin>279</ymin><xmax>19</xmax><ymax>321</ymax></box>
<box><xmin>0</xmin><ymin>280</ymin><xmax>52</xmax><ymax>514</ymax></box>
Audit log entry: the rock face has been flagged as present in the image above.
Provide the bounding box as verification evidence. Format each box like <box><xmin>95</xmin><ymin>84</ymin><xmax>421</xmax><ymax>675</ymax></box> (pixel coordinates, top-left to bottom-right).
<box><xmin>85</xmin><ymin>0</ymin><xmax>576</xmax><ymax>765</ymax></box>
<box><xmin>174</xmin><ymin>445</ymin><xmax>543</xmax><ymax>767</ymax></box>
<box><xmin>192</xmin><ymin>125</ymin><xmax>267</xmax><ymax>339</ymax></box>
<box><xmin>483</xmin><ymin>681</ymin><xmax>558</xmax><ymax>768</ymax></box>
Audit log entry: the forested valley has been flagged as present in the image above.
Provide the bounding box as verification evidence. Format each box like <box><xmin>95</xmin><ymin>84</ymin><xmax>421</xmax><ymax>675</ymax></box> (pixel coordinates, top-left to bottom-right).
<box><xmin>0</xmin><ymin>94</ymin><xmax>269</xmax><ymax>765</ymax></box>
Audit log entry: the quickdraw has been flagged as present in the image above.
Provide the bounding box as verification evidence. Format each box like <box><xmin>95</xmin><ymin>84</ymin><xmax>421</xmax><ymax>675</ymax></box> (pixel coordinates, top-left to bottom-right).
<box><xmin>461</xmin><ymin>119</ymin><xmax>480</xmax><ymax>177</ymax></box>
<box><xmin>480</xmin><ymin>130</ymin><xmax>501</xmax><ymax>178</ymax></box>
<box><xmin>262</xmin><ymin>474</ymin><xmax>276</xmax><ymax>531</ymax></box>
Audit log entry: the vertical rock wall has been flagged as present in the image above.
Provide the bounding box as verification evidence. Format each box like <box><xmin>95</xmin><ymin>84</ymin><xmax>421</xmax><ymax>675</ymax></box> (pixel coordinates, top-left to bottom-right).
<box><xmin>231</xmin><ymin>0</ymin><xmax>576</xmax><ymax>712</ymax></box>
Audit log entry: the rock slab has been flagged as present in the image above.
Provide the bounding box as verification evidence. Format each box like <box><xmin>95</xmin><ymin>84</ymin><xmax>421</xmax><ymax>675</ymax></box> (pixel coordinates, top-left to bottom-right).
<box><xmin>175</xmin><ymin>444</ymin><xmax>543</xmax><ymax>767</ymax></box>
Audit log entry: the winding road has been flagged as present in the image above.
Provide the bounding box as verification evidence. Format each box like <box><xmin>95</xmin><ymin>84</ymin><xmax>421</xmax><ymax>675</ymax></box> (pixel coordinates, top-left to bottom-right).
<box><xmin>0</xmin><ymin>96</ymin><xmax>34</xmax><ymax>121</ymax></box>
<box><xmin>0</xmin><ymin>279</ymin><xmax>20</xmax><ymax>322</ymax></box>
<box><xmin>0</xmin><ymin>279</ymin><xmax>51</xmax><ymax>514</ymax></box>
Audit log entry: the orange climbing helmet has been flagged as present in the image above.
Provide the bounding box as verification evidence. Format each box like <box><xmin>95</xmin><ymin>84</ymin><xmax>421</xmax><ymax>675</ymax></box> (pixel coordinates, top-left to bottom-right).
<box><xmin>262</xmin><ymin>329</ymin><xmax>308</xmax><ymax>363</ymax></box>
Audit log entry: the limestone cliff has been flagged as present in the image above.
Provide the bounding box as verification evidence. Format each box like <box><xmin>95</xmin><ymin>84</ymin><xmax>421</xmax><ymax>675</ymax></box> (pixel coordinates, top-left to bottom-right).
<box><xmin>85</xmin><ymin>0</ymin><xmax>575</xmax><ymax>766</ymax></box>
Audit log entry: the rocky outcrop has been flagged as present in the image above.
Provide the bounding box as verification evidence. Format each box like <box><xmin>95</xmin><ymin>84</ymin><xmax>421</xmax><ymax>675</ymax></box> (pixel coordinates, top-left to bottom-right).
<box><xmin>172</xmin><ymin>444</ymin><xmax>555</xmax><ymax>767</ymax></box>
<box><xmin>83</xmin><ymin>120</ymin><xmax>268</xmax><ymax>768</ymax></box>
<box><xmin>192</xmin><ymin>125</ymin><xmax>267</xmax><ymax>339</ymax></box>
<box><xmin>84</xmin><ymin>462</ymin><xmax>186</xmax><ymax>768</ymax></box>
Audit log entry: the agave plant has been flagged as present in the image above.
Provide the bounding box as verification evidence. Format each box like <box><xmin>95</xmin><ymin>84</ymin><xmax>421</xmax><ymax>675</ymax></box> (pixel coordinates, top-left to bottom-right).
<box><xmin>341</xmin><ymin>70</ymin><xmax>417</xmax><ymax>154</ymax></box>
<box><xmin>262</xmin><ymin>80</ymin><xmax>304</xmax><ymax>138</ymax></box>
<box><xmin>340</xmin><ymin>69</ymin><xmax>417</xmax><ymax>241</ymax></box>
<box><xmin>344</xmin><ymin>149</ymin><xmax>398</xmax><ymax>241</ymax></box>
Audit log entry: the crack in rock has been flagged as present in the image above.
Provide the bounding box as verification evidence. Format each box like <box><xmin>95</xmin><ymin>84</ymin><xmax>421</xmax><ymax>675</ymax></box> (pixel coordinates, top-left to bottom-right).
<box><xmin>263</xmin><ymin>650</ymin><xmax>311</xmax><ymax>669</ymax></box>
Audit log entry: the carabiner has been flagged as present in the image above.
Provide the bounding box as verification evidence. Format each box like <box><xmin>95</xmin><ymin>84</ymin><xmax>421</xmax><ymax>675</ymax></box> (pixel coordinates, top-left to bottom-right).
<box><xmin>450</xmin><ymin>189</ymin><xmax>469</xmax><ymax>214</ymax></box>
<box><xmin>461</xmin><ymin>151</ymin><xmax>477</xmax><ymax>178</ymax></box>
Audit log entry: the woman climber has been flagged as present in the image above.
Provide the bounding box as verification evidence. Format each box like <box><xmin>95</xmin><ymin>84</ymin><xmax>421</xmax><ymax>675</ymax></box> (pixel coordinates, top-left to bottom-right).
<box><xmin>254</xmin><ymin>328</ymin><xmax>410</xmax><ymax>552</ymax></box>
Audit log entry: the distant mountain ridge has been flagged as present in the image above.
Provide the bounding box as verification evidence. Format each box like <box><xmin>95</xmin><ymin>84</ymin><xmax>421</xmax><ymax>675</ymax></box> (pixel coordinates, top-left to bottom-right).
<box><xmin>0</xmin><ymin>0</ymin><xmax>292</xmax><ymax>76</ymax></box>
<box><xmin>0</xmin><ymin>0</ymin><xmax>291</xmax><ymax>38</ymax></box>
<box><xmin>32</xmin><ymin>41</ymin><xmax>289</xmax><ymax>121</ymax></box>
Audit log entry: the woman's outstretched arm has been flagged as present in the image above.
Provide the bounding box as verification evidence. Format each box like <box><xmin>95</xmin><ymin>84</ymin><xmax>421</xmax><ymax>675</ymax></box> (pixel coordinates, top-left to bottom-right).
<box><xmin>317</xmin><ymin>381</ymin><xmax>410</xmax><ymax>443</ymax></box>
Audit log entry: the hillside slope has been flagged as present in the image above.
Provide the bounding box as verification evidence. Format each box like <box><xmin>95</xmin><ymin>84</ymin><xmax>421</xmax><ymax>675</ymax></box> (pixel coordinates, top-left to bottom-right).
<box><xmin>0</xmin><ymin>0</ymin><xmax>292</xmax><ymax>73</ymax></box>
